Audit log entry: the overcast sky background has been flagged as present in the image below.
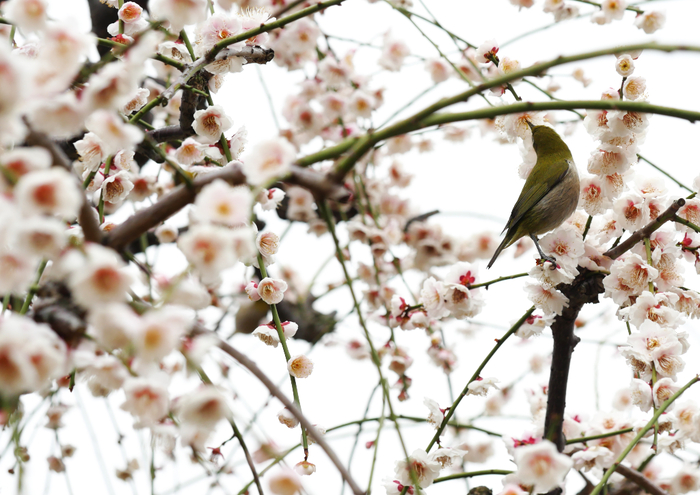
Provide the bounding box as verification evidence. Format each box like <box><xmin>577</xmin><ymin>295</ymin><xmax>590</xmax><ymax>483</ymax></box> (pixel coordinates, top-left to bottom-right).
<box><xmin>2</xmin><ymin>1</ymin><xmax>700</xmax><ymax>494</ymax></box>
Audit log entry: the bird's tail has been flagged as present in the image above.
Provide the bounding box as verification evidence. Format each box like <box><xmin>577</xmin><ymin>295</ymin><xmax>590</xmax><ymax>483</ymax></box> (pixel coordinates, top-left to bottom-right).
<box><xmin>487</xmin><ymin>233</ymin><xmax>512</xmax><ymax>269</ymax></box>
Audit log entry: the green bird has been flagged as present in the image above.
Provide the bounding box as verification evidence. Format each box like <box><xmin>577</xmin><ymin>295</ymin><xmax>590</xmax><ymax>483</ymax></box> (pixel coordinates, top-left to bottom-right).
<box><xmin>487</xmin><ymin>123</ymin><xmax>580</xmax><ymax>269</ymax></box>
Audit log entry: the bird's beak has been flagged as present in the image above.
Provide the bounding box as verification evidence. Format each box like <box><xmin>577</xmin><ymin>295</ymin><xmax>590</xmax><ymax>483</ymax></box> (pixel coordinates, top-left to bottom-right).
<box><xmin>525</xmin><ymin>120</ymin><xmax>535</xmax><ymax>130</ymax></box>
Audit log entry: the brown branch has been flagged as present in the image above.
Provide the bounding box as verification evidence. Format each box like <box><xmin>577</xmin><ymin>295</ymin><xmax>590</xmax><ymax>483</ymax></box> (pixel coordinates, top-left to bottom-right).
<box><xmin>22</xmin><ymin>121</ymin><xmax>103</xmax><ymax>244</ymax></box>
<box><xmin>544</xmin><ymin>198</ymin><xmax>687</xmax><ymax>452</ymax></box>
<box><xmin>544</xmin><ymin>269</ymin><xmax>604</xmax><ymax>451</ymax></box>
<box><xmin>615</xmin><ymin>464</ymin><xmax>669</xmax><ymax>495</ymax></box>
<box><xmin>213</xmin><ymin>336</ymin><xmax>366</xmax><ymax>495</ymax></box>
<box><xmin>146</xmin><ymin>125</ymin><xmax>192</xmax><ymax>144</ymax></box>
<box><xmin>161</xmin><ymin>46</ymin><xmax>274</xmax><ymax>102</ymax></box>
<box><xmin>604</xmin><ymin>198</ymin><xmax>686</xmax><ymax>260</ymax></box>
<box><xmin>105</xmin><ymin>163</ymin><xmax>350</xmax><ymax>251</ymax></box>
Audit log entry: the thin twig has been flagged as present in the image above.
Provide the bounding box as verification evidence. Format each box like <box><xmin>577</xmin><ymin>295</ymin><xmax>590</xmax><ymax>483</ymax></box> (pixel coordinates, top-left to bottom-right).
<box><xmin>213</xmin><ymin>337</ymin><xmax>366</xmax><ymax>495</ymax></box>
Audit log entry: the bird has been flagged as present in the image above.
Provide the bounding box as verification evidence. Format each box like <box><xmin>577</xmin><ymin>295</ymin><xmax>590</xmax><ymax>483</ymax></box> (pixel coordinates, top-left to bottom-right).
<box><xmin>487</xmin><ymin>122</ymin><xmax>580</xmax><ymax>269</ymax></box>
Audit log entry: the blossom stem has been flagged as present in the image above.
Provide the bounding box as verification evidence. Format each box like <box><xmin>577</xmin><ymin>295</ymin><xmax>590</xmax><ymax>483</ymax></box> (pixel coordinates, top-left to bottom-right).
<box><xmin>566</xmin><ymin>427</ymin><xmax>634</xmax><ymax>445</ymax></box>
<box><xmin>468</xmin><ymin>272</ymin><xmax>529</xmax><ymax>290</ymax></box>
<box><xmin>523</xmin><ymin>79</ymin><xmax>585</xmax><ymax>119</ymax></box>
<box><xmin>388</xmin><ymin>0</ymin><xmax>480</xmax><ymax>91</ymax></box>
<box><xmin>674</xmin><ymin>215</ymin><xmax>700</xmax><ymax>233</ymax></box>
<box><xmin>651</xmin><ymin>364</ymin><xmax>658</xmax><ymax>451</ymax></box>
<box><xmin>214</xmin><ymin>338</ymin><xmax>365</xmax><ymax>495</ymax></box>
<box><xmin>644</xmin><ymin>238</ymin><xmax>655</xmax><ymax>293</ymax></box>
<box><xmin>305</xmin><ymin>43</ymin><xmax>700</xmax><ymax>177</ymax></box>
<box><xmin>433</xmin><ymin>469</ymin><xmax>513</xmax><ymax>484</ymax></box>
<box><xmin>333</xmin><ymin>98</ymin><xmax>700</xmax><ymax>181</ymax></box>
<box><xmin>194</xmin><ymin>362</ymin><xmax>264</xmax><ymax>495</ymax></box>
<box><xmin>256</xmin><ymin>253</ymin><xmax>309</xmax><ymax>455</ymax></box>
<box><xmin>426</xmin><ymin>306</ymin><xmax>536</xmax><ymax>451</ymax></box>
<box><xmin>179</xmin><ymin>29</ymin><xmax>196</xmax><ymax>61</ymax></box>
<box><xmin>318</xmin><ymin>200</ymin><xmax>414</xmax><ymax>463</ymax></box>
<box><xmin>209</xmin><ymin>0</ymin><xmax>345</xmax><ymax>60</ymax></box>
<box><xmin>19</xmin><ymin>259</ymin><xmax>48</xmax><ymax>315</ymax></box>
<box><xmin>367</xmin><ymin>392</ymin><xmax>386</xmax><ymax>490</ymax></box>
<box><xmin>637</xmin><ymin>154</ymin><xmax>694</xmax><ymax>193</ymax></box>
<box><xmin>344</xmin><ymin>382</ymin><xmax>381</xmax><ymax>495</ymax></box>
<box><xmin>118</xmin><ymin>0</ymin><xmax>124</xmax><ymax>35</ymax></box>
<box><xmin>582</xmin><ymin>215</ymin><xmax>593</xmax><ymax>240</ymax></box>
<box><xmin>98</xmin><ymin>155</ymin><xmax>114</xmax><ymax>224</ymax></box>
<box><xmin>589</xmin><ymin>375</ymin><xmax>700</xmax><ymax>495</ymax></box>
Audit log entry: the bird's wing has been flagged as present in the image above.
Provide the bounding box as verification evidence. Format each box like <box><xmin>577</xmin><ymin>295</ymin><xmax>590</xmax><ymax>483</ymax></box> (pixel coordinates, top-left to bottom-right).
<box><xmin>504</xmin><ymin>159</ymin><xmax>571</xmax><ymax>232</ymax></box>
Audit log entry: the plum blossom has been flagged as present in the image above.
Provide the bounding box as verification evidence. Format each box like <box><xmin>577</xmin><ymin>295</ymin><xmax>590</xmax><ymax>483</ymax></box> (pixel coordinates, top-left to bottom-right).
<box><xmin>287</xmin><ymin>355</ymin><xmax>313</xmax><ymax>378</ymax></box>
<box><xmin>629</xmin><ymin>378</ymin><xmax>653</xmax><ymax>412</ymax></box>
<box><xmin>277</xmin><ymin>408</ymin><xmax>299</xmax><ymax>428</ymax></box>
<box><xmin>242</xmin><ymin>138</ymin><xmax>296</xmax><ymax>186</ymax></box>
<box><xmin>419</xmin><ymin>277</ymin><xmax>449</xmax><ymax>319</ymax></box>
<box><xmin>253</xmin><ymin>321</ymin><xmax>298</xmax><ymax>348</ymax></box>
<box><xmin>177</xmin><ymin>386</ymin><xmax>231</xmax><ymax>430</ymax></box>
<box><xmin>174</xmin><ymin>137</ymin><xmax>205</xmax><ymax>165</ymax></box>
<box><xmin>443</xmin><ymin>262</ymin><xmax>485</xmax><ymax>319</ymax></box>
<box><xmin>120</xmin><ymin>375</ymin><xmax>170</xmax><ymax>427</ymax></box>
<box><xmin>257</xmin><ymin>277</ymin><xmax>288</xmax><ymax>304</ymax></box>
<box><xmin>514</xmin><ymin>440</ymin><xmax>573</xmax><ymax>492</ymax></box>
<box><xmin>634</xmin><ymin>10</ymin><xmax>665</xmax><ymax>33</ymax></box>
<box><xmin>467</xmin><ymin>377</ymin><xmax>501</xmax><ymax>397</ymax></box>
<box><xmin>423</xmin><ymin>397</ymin><xmax>445</xmax><ymax>429</ymax></box>
<box><xmin>378</xmin><ymin>33</ymin><xmax>410</xmax><ymax>72</ymax></box>
<box><xmin>178</xmin><ymin>225</ymin><xmax>238</xmax><ymax>281</ymax></box>
<box><xmin>0</xmin><ymin>314</ymin><xmax>68</xmax><ymax>395</ymax></box>
<box><xmin>653</xmin><ymin>377</ymin><xmax>680</xmax><ymax>408</ymax></box>
<box><xmin>394</xmin><ymin>449</ymin><xmax>442</xmax><ymax>488</ymax></box>
<box><xmin>14</xmin><ymin>168</ymin><xmax>82</xmax><ymax>219</ymax></box>
<box><xmin>192</xmin><ymin>105</ymin><xmax>233</xmax><ymax>144</ymax></box>
<box><xmin>268</xmin><ymin>468</ymin><xmax>303</xmax><ymax>495</ymax></box>
<box><xmin>603</xmin><ymin>254</ymin><xmax>659</xmax><ymax>305</ymax></box>
<box><xmin>101</xmin><ymin>170</ymin><xmax>134</xmax><ymax>203</ymax></box>
<box><xmin>87</xmin><ymin>303</ymin><xmax>139</xmax><ymax>350</ymax></box>
<box><xmin>67</xmin><ymin>244</ymin><xmax>134</xmax><ymax>306</ymax></box>
<box><xmin>149</xmin><ymin>0</ymin><xmax>208</xmax><ymax>33</ymax></box>
<box><xmin>193</xmin><ymin>180</ymin><xmax>251</xmax><ymax>226</ymax></box>
<box><xmin>133</xmin><ymin>307</ymin><xmax>192</xmax><ymax>362</ymax></box>
<box><xmin>3</xmin><ymin>0</ymin><xmax>48</xmax><ymax>33</ymax></box>
<box><xmin>85</xmin><ymin>110</ymin><xmax>143</xmax><ymax>154</ymax></box>
<box><xmin>525</xmin><ymin>282</ymin><xmax>569</xmax><ymax>316</ymax></box>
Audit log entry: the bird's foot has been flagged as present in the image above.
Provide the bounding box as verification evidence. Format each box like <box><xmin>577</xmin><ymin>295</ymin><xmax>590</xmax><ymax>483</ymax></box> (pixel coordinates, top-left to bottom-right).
<box><xmin>537</xmin><ymin>255</ymin><xmax>558</xmax><ymax>270</ymax></box>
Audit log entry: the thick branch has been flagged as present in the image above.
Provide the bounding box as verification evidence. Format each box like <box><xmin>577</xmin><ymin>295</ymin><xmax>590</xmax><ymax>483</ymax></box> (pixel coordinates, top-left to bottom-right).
<box><xmin>105</xmin><ymin>164</ymin><xmax>349</xmax><ymax>251</ymax></box>
<box><xmin>214</xmin><ymin>336</ymin><xmax>365</xmax><ymax>495</ymax></box>
<box><xmin>544</xmin><ymin>198</ymin><xmax>688</xmax><ymax>452</ymax></box>
<box><xmin>544</xmin><ymin>270</ymin><xmax>604</xmax><ymax>451</ymax></box>
<box><xmin>146</xmin><ymin>125</ymin><xmax>191</xmax><ymax>144</ymax></box>
<box><xmin>615</xmin><ymin>464</ymin><xmax>669</xmax><ymax>495</ymax></box>
<box><xmin>604</xmin><ymin>198</ymin><xmax>686</xmax><ymax>259</ymax></box>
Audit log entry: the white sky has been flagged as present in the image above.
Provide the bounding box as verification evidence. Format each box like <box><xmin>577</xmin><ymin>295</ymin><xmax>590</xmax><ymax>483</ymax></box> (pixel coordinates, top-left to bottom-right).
<box><xmin>3</xmin><ymin>1</ymin><xmax>700</xmax><ymax>494</ymax></box>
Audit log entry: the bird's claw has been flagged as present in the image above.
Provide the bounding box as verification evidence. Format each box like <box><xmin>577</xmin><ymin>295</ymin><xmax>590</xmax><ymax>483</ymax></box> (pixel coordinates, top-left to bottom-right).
<box><xmin>537</xmin><ymin>255</ymin><xmax>558</xmax><ymax>270</ymax></box>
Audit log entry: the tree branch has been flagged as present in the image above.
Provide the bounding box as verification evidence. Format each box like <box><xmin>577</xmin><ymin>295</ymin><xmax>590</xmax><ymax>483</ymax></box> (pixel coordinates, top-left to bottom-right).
<box><xmin>104</xmin><ymin>163</ymin><xmax>350</xmax><ymax>251</ymax></box>
<box><xmin>160</xmin><ymin>46</ymin><xmax>275</xmax><ymax>102</ymax></box>
<box><xmin>543</xmin><ymin>198</ymin><xmax>688</xmax><ymax>452</ymax></box>
<box><xmin>615</xmin><ymin>464</ymin><xmax>669</xmax><ymax>495</ymax></box>
<box><xmin>213</xmin><ymin>336</ymin><xmax>366</xmax><ymax>495</ymax></box>
<box><xmin>604</xmin><ymin>198</ymin><xmax>686</xmax><ymax>259</ymax></box>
